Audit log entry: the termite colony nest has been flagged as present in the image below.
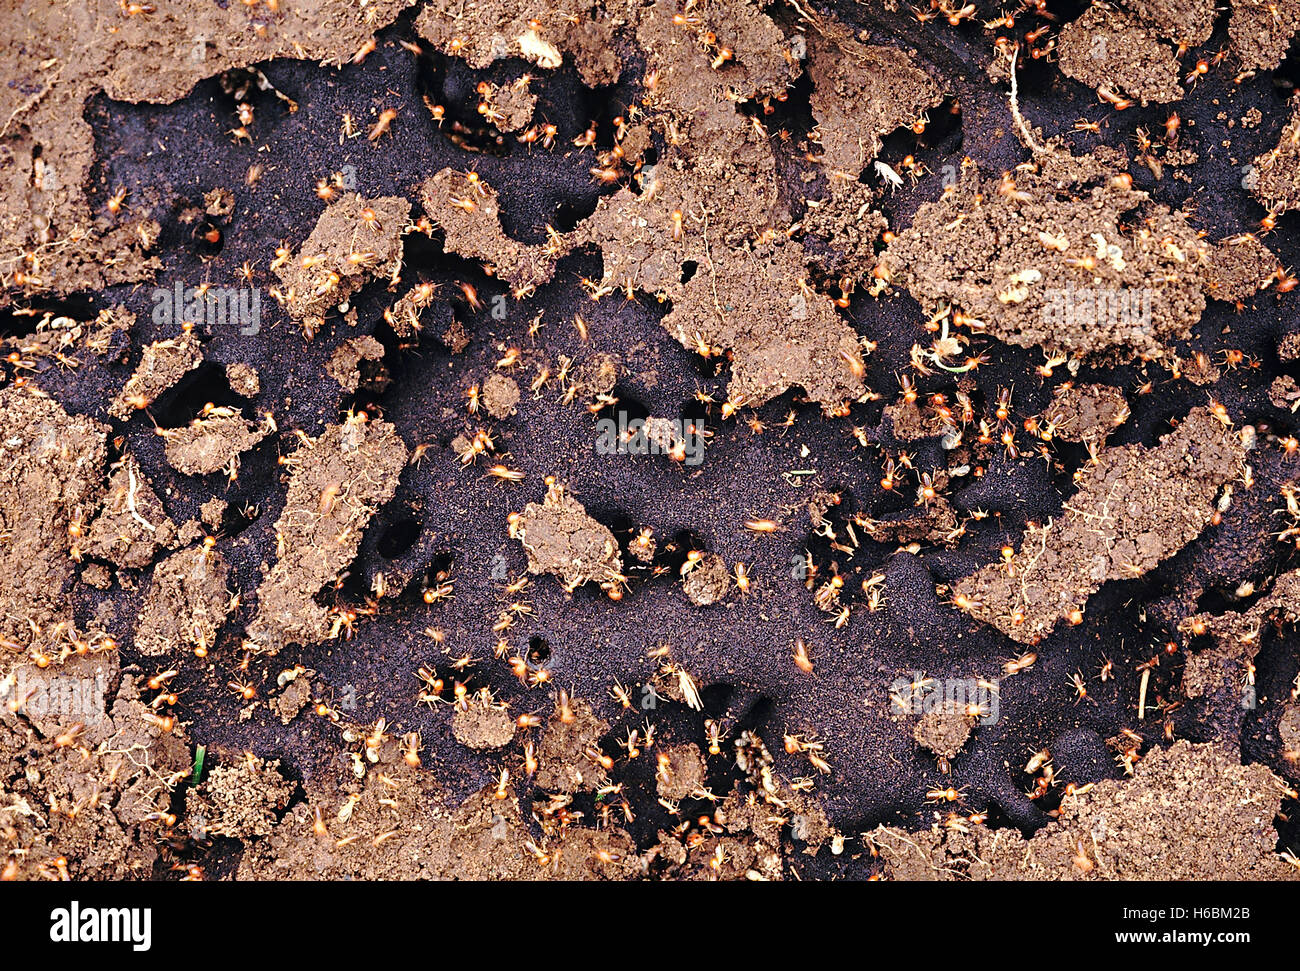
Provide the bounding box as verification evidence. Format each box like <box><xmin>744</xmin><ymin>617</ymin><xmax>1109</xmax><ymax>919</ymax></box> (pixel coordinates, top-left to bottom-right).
<box><xmin>1</xmin><ymin>0</ymin><xmax>1300</xmax><ymax>882</ymax></box>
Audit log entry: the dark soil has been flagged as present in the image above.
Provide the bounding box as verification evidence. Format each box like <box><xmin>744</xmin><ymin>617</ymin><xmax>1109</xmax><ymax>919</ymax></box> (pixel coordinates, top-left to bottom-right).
<box><xmin>1</xmin><ymin>0</ymin><xmax>1299</xmax><ymax>882</ymax></box>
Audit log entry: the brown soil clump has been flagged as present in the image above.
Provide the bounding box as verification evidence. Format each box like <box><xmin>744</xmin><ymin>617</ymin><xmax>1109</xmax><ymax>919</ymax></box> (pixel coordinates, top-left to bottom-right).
<box><xmin>415</xmin><ymin>0</ymin><xmax>620</xmax><ymax>87</ymax></box>
<box><xmin>477</xmin><ymin>78</ymin><xmax>538</xmax><ymax>132</ymax></box>
<box><xmin>200</xmin><ymin>498</ymin><xmax>227</xmax><ymax>529</ymax></box>
<box><xmin>1</xmin><ymin>0</ymin><xmax>411</xmax><ymax>303</ymax></box>
<box><xmin>806</xmin><ymin>18</ymin><xmax>944</xmax><ymax>178</ymax></box>
<box><xmin>1202</xmin><ymin>234</ymin><xmax>1281</xmax><ymax>302</ymax></box>
<box><xmin>225</xmin><ymin>362</ymin><xmax>261</xmax><ymax>398</ymax></box>
<box><xmin>882</xmin><ymin>152</ymin><xmax>1210</xmax><ymax>361</ymax></box>
<box><xmin>534</xmin><ymin>697</ymin><xmax>609</xmax><ymax>794</ymax></box>
<box><xmin>1178</xmin><ymin>566</ymin><xmax>1300</xmax><ymax>698</ymax></box>
<box><xmin>1248</xmin><ymin>96</ymin><xmax>1300</xmax><ymax>214</ymax></box>
<box><xmin>481</xmin><ymin>372</ymin><xmax>521</xmax><ymax>419</ymax></box>
<box><xmin>870</xmin><ymin>741</ymin><xmax>1298</xmax><ymax>880</ymax></box>
<box><xmin>83</xmin><ymin>457</ymin><xmax>177</xmax><ymax>569</ymax></box>
<box><xmin>274</xmin><ymin>195</ymin><xmax>409</xmax><ymax>336</ymax></box>
<box><xmin>1230</xmin><ymin>0</ymin><xmax>1300</xmax><ymax>72</ymax></box>
<box><xmin>326</xmin><ymin>335</ymin><xmax>386</xmax><ymax>392</ymax></box>
<box><xmin>186</xmin><ymin>755</ymin><xmax>294</xmax><ymax>839</ymax></box>
<box><xmin>1042</xmin><ymin>383</ymin><xmax>1130</xmax><ymax>445</ymax></box>
<box><xmin>273</xmin><ymin>675</ymin><xmax>314</xmax><ymax>726</ymax></box>
<box><xmin>1057</xmin><ymin>5</ymin><xmax>1183</xmax><ymax>105</ymax></box>
<box><xmin>1282</xmin><ymin>705</ymin><xmax>1300</xmax><ymax>761</ymax></box>
<box><xmin>682</xmin><ymin>552</ymin><xmax>732</xmax><ymax>606</ymax></box>
<box><xmin>160</xmin><ymin>411</ymin><xmax>274</xmax><ymax>477</ymax></box>
<box><xmin>954</xmin><ymin>407</ymin><xmax>1245</xmax><ymax>643</ymax></box>
<box><xmin>1124</xmin><ymin>0</ymin><xmax>1217</xmax><ymax>47</ymax></box>
<box><xmin>238</xmin><ymin>735</ymin><xmax>636</xmax><ymax>880</ymax></box>
<box><xmin>0</xmin><ymin>387</ymin><xmax>109</xmax><ymax>667</ymax></box>
<box><xmin>515</xmin><ymin>483</ymin><xmax>623</xmax><ymax>590</ymax></box>
<box><xmin>452</xmin><ymin>698</ymin><xmax>517</xmax><ymax>751</ymax></box>
<box><xmin>133</xmin><ymin>545</ymin><xmax>231</xmax><ymax>657</ymax></box>
<box><xmin>419</xmin><ymin>169</ymin><xmax>560</xmax><ymax>293</ymax></box>
<box><xmin>246</xmin><ymin>414</ymin><xmax>408</xmax><ymax>653</ymax></box>
<box><xmin>0</xmin><ymin>670</ymin><xmax>194</xmax><ymax>879</ymax></box>
<box><xmin>913</xmin><ymin>709</ymin><xmax>973</xmax><ymax>760</ymax></box>
<box><xmin>570</xmin><ymin>354</ymin><xmax>621</xmax><ymax>399</ymax></box>
<box><xmin>1270</xmin><ymin>375</ymin><xmax>1300</xmax><ymax>411</ymax></box>
<box><xmin>108</xmin><ymin>330</ymin><xmax>203</xmax><ymax>419</ymax></box>
<box><xmin>861</xmin><ymin>499</ymin><xmax>963</xmax><ymax>547</ymax></box>
<box><xmin>656</xmin><ymin>743</ymin><xmax>707</xmax><ymax>801</ymax></box>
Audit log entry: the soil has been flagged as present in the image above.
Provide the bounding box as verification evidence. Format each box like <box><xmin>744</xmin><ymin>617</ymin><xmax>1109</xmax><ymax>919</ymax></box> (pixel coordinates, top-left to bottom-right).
<box><xmin>1058</xmin><ymin>5</ymin><xmax>1184</xmax><ymax>106</ymax></box>
<box><xmin>913</xmin><ymin>708</ymin><xmax>973</xmax><ymax>761</ymax></box>
<box><xmin>953</xmin><ymin>407</ymin><xmax>1245</xmax><ymax>643</ymax></box>
<box><xmin>869</xmin><ymin>740</ymin><xmax>1296</xmax><ymax>879</ymax></box>
<box><xmin>2</xmin><ymin>0</ymin><xmax>1299</xmax><ymax>884</ymax></box>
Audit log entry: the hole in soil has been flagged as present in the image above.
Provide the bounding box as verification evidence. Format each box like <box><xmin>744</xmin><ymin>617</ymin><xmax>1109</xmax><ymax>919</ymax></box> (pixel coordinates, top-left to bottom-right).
<box><xmin>585</xmin><ymin>508</ymin><xmax>635</xmax><ymax>548</ymax></box>
<box><xmin>554</xmin><ymin>201</ymin><xmax>589</xmax><ymax>232</ymax></box>
<box><xmin>527</xmin><ymin>635</ymin><xmax>550</xmax><ymax>663</ymax></box>
<box><xmin>698</xmin><ymin>682</ymin><xmax>733</xmax><ymax>717</ymax></box>
<box><xmin>152</xmin><ymin>361</ymin><xmax>243</xmax><ymax>429</ymax></box>
<box><xmin>610</xmin><ymin>385</ymin><xmax>651</xmax><ymax>424</ymax></box>
<box><xmin>0</xmin><ymin>293</ymin><xmax>98</xmax><ymax>339</ymax></box>
<box><xmin>377</xmin><ymin>516</ymin><xmax>423</xmax><ymax>558</ymax></box>
<box><xmin>219</xmin><ymin>499</ymin><xmax>261</xmax><ymax>538</ymax></box>
<box><xmin>192</xmin><ymin>218</ymin><xmax>224</xmax><ymax>257</ymax></box>
<box><xmin>680</xmin><ymin>260</ymin><xmax>699</xmax><ymax>284</ymax></box>
<box><xmin>416</xmin><ymin>55</ymin><xmax>511</xmax><ymax>156</ymax></box>
<box><xmin>678</xmin><ymin>396</ymin><xmax>709</xmax><ymax>428</ymax></box>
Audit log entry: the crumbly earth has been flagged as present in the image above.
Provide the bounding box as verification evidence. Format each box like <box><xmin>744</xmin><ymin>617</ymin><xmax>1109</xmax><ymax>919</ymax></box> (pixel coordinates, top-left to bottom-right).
<box><xmin>954</xmin><ymin>407</ymin><xmax>1245</xmax><ymax>643</ymax></box>
<box><xmin>1042</xmin><ymin>383</ymin><xmax>1130</xmax><ymax>445</ymax></box>
<box><xmin>0</xmin><ymin>387</ymin><xmax>109</xmax><ymax>667</ymax></box>
<box><xmin>245</xmin><ymin>414</ymin><xmax>408</xmax><ymax>653</ymax></box>
<box><xmin>682</xmin><ymin>552</ymin><xmax>732</xmax><ymax>606</ymax></box>
<box><xmin>515</xmin><ymin>483</ymin><xmax>624</xmax><ymax>589</ymax></box>
<box><xmin>186</xmin><ymin>755</ymin><xmax>295</xmax><ymax>839</ymax></box>
<box><xmin>880</xmin><ymin>150</ymin><xmax>1214</xmax><ymax>361</ymax></box>
<box><xmin>806</xmin><ymin>16</ymin><xmax>944</xmax><ymax>179</ymax></box>
<box><xmin>452</xmin><ymin>698</ymin><xmax>517</xmax><ymax>750</ymax></box>
<box><xmin>2</xmin><ymin>0</ymin><xmax>1299</xmax><ymax>884</ymax></box>
<box><xmin>481</xmin><ymin>372</ymin><xmax>520</xmax><ymax>419</ymax></box>
<box><xmin>83</xmin><ymin>457</ymin><xmax>178</xmax><ymax>569</ymax></box>
<box><xmin>109</xmin><ymin>330</ymin><xmax>203</xmax><ymax>419</ymax></box>
<box><xmin>869</xmin><ymin>741</ymin><xmax>1298</xmax><ymax>880</ymax></box>
<box><xmin>1202</xmin><ymin>234</ymin><xmax>1281</xmax><ymax>302</ymax></box>
<box><xmin>161</xmin><ymin>412</ymin><xmax>274</xmax><ymax>476</ymax></box>
<box><xmin>1249</xmin><ymin>95</ymin><xmax>1300</xmax><ymax>214</ymax></box>
<box><xmin>1057</xmin><ymin>4</ymin><xmax>1184</xmax><ymax>106</ymax></box>
<box><xmin>913</xmin><ymin>708</ymin><xmax>973</xmax><ymax>761</ymax></box>
<box><xmin>326</xmin><ymin>335</ymin><xmax>386</xmax><ymax>392</ymax></box>
<box><xmin>1229</xmin><ymin>0</ymin><xmax>1300</xmax><ymax>73</ymax></box>
<box><xmin>133</xmin><ymin>545</ymin><xmax>232</xmax><ymax>657</ymax></box>
<box><xmin>274</xmin><ymin>195</ymin><xmax>410</xmax><ymax>336</ymax></box>
<box><xmin>1124</xmin><ymin>0</ymin><xmax>1217</xmax><ymax>48</ymax></box>
<box><xmin>1</xmin><ymin>0</ymin><xmax>414</xmax><ymax>304</ymax></box>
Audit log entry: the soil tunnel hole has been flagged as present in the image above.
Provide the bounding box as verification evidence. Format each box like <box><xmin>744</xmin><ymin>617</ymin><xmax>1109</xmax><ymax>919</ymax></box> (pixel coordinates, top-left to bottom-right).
<box><xmin>378</xmin><ymin>516</ymin><xmax>423</xmax><ymax>559</ymax></box>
